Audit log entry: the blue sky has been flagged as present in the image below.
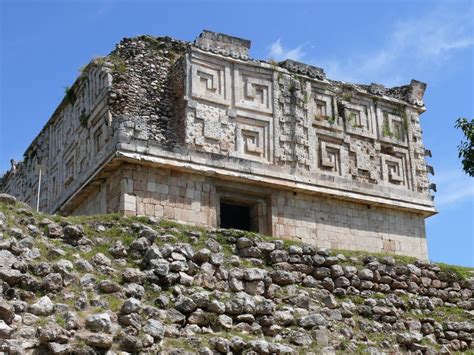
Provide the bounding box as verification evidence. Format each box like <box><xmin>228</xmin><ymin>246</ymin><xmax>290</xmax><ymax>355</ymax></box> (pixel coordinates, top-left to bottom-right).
<box><xmin>1</xmin><ymin>0</ymin><xmax>473</xmax><ymax>266</ymax></box>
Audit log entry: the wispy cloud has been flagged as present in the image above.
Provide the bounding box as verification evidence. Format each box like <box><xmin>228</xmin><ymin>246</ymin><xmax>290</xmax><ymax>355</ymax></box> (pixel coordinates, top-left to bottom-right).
<box><xmin>433</xmin><ymin>169</ymin><xmax>474</xmax><ymax>208</ymax></box>
<box><xmin>329</xmin><ymin>8</ymin><xmax>472</xmax><ymax>85</ymax></box>
<box><xmin>267</xmin><ymin>39</ymin><xmax>305</xmax><ymax>61</ymax></box>
<box><xmin>94</xmin><ymin>0</ymin><xmax>115</xmax><ymax>17</ymax></box>
<box><xmin>268</xmin><ymin>7</ymin><xmax>473</xmax><ymax>86</ymax></box>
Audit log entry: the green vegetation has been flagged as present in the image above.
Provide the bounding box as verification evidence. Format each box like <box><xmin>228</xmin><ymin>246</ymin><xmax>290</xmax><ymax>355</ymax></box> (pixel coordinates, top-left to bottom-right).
<box><xmin>382</xmin><ymin>122</ymin><xmax>393</xmax><ymax>138</ymax></box>
<box><xmin>303</xmin><ymin>92</ymin><xmax>309</xmax><ymax>104</ymax></box>
<box><xmin>454</xmin><ymin>117</ymin><xmax>474</xmax><ymax>177</ymax></box>
<box><xmin>410</xmin><ymin>304</ymin><xmax>472</xmax><ymax>323</ymax></box>
<box><xmin>108</xmin><ymin>54</ymin><xmax>127</xmax><ymax>74</ymax></box>
<box><xmin>341</xmin><ymin>92</ymin><xmax>352</xmax><ymax>102</ymax></box>
<box><xmin>326</xmin><ymin>113</ymin><xmax>337</xmax><ymax>125</ymax></box>
<box><xmin>332</xmin><ymin>249</ymin><xmax>418</xmax><ymax>266</ymax></box>
<box><xmin>163</xmin><ymin>337</ymin><xmax>207</xmax><ymax>352</ymax></box>
<box><xmin>102</xmin><ymin>294</ymin><xmax>123</xmax><ymax>312</ymax></box>
<box><xmin>79</xmin><ymin>109</ymin><xmax>90</xmax><ymax>128</ymax></box>
<box><xmin>0</xmin><ymin>202</ymin><xmax>470</xmax><ymax>280</ymax></box>
<box><xmin>288</xmin><ymin>81</ymin><xmax>297</xmax><ymax>95</ymax></box>
<box><xmin>436</xmin><ymin>262</ymin><xmax>474</xmax><ymax>281</ymax></box>
<box><xmin>64</xmin><ymin>86</ymin><xmax>76</xmax><ymax>105</ymax></box>
<box><xmin>92</xmin><ymin>56</ymin><xmax>105</xmax><ymax>67</ymax></box>
<box><xmin>1</xmin><ymin>199</ymin><xmax>473</xmax><ymax>353</ymax></box>
<box><xmin>55</xmin><ymin>313</ymin><xmax>66</xmax><ymax>328</ymax></box>
<box><xmin>366</xmin><ymin>331</ymin><xmax>392</xmax><ymax>344</ymax></box>
<box><xmin>36</xmin><ymin>316</ymin><xmax>49</xmax><ymax>326</ymax></box>
<box><xmin>402</xmin><ymin>114</ymin><xmax>409</xmax><ymax>131</ymax></box>
<box><xmin>397</xmin><ymin>105</ymin><xmax>409</xmax><ymax>126</ymax></box>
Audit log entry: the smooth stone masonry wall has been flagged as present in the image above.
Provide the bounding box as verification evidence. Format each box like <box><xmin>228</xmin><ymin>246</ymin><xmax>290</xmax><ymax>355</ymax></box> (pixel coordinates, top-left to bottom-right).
<box><xmin>69</xmin><ymin>163</ymin><xmax>428</xmax><ymax>259</ymax></box>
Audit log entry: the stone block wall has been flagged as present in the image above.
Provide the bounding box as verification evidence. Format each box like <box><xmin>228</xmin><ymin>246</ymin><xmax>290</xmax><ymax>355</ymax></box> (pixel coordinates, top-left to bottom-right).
<box><xmin>103</xmin><ymin>162</ymin><xmax>427</xmax><ymax>259</ymax></box>
<box><xmin>113</xmin><ymin>163</ymin><xmax>217</xmax><ymax>228</ymax></box>
<box><xmin>0</xmin><ymin>31</ymin><xmax>435</xmax><ymax>259</ymax></box>
<box><xmin>1</xmin><ymin>60</ymin><xmax>114</xmax><ymax>213</ymax></box>
<box><xmin>272</xmin><ymin>190</ymin><xmax>427</xmax><ymax>259</ymax></box>
<box><xmin>69</xmin><ymin>167</ymin><xmax>123</xmax><ymax>216</ymax></box>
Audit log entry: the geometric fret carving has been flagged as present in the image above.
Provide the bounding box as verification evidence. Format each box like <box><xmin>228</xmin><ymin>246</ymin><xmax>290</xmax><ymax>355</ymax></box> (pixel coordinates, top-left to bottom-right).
<box><xmin>312</xmin><ymin>86</ymin><xmax>342</xmax><ymax>130</ymax></box>
<box><xmin>344</xmin><ymin>98</ymin><xmax>377</xmax><ymax>139</ymax></box>
<box><xmin>185</xmin><ymin>47</ymin><xmax>424</xmax><ymax>200</ymax></box>
<box><xmin>387</xmin><ymin>160</ymin><xmax>403</xmax><ymax>183</ymax></box>
<box><xmin>242</xmin><ymin>129</ymin><xmax>263</xmax><ymax>155</ymax></box>
<box><xmin>233</xmin><ymin>112</ymin><xmax>272</xmax><ymax>163</ymax></box>
<box><xmin>235</xmin><ymin>65</ymin><xmax>273</xmax><ymax>114</ymax></box>
<box><xmin>319</xmin><ymin>141</ymin><xmax>342</xmax><ymax>175</ymax></box>
<box><xmin>380</xmin><ymin>153</ymin><xmax>409</xmax><ymax>187</ymax></box>
<box><xmin>377</xmin><ymin>105</ymin><xmax>409</xmax><ymax>147</ymax></box>
<box><xmin>190</xmin><ymin>54</ymin><xmax>231</xmax><ymax>105</ymax></box>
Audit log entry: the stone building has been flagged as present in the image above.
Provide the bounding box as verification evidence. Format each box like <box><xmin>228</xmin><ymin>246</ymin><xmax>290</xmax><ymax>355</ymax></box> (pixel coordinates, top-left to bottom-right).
<box><xmin>0</xmin><ymin>30</ymin><xmax>436</xmax><ymax>259</ymax></box>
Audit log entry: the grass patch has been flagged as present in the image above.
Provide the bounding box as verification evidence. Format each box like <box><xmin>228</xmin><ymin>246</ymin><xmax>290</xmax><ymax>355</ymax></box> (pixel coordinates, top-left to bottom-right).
<box><xmin>162</xmin><ymin>337</ymin><xmax>207</xmax><ymax>352</ymax></box>
<box><xmin>333</xmin><ymin>249</ymin><xmax>417</xmax><ymax>265</ymax></box>
<box><xmin>436</xmin><ymin>263</ymin><xmax>474</xmax><ymax>281</ymax></box>
<box><xmin>81</xmin><ymin>243</ymin><xmax>113</xmax><ymax>260</ymax></box>
<box><xmin>142</xmin><ymin>286</ymin><xmax>164</xmax><ymax>306</ymax></box>
<box><xmin>36</xmin><ymin>316</ymin><xmax>49</xmax><ymax>326</ymax></box>
<box><xmin>365</xmin><ymin>331</ymin><xmax>391</xmax><ymax>344</ymax></box>
<box><xmin>66</xmin><ymin>212</ymin><xmax>127</xmax><ymax>225</ymax></box>
<box><xmin>428</xmin><ymin>305</ymin><xmax>472</xmax><ymax>322</ymax></box>
<box><xmin>107</xmin><ymin>54</ymin><xmax>127</xmax><ymax>74</ymax></box>
<box><xmin>55</xmin><ymin>314</ymin><xmax>66</xmax><ymax>328</ymax></box>
<box><xmin>1</xmin><ymin>201</ymin><xmax>472</xmax><ymax>286</ymax></box>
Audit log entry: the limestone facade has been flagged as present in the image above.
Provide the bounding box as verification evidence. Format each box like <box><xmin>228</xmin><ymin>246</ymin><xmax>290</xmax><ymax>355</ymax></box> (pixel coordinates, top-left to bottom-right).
<box><xmin>0</xmin><ymin>31</ymin><xmax>435</xmax><ymax>259</ymax></box>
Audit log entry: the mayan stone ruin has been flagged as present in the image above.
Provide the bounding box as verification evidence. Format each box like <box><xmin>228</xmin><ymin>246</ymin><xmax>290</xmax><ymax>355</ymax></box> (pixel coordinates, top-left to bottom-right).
<box><xmin>0</xmin><ymin>30</ymin><xmax>436</xmax><ymax>260</ymax></box>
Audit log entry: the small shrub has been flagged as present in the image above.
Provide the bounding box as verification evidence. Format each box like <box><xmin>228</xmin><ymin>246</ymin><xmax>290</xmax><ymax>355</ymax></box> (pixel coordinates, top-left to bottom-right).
<box><xmin>79</xmin><ymin>109</ymin><xmax>90</xmax><ymax>128</ymax></box>
<box><xmin>108</xmin><ymin>54</ymin><xmax>127</xmax><ymax>74</ymax></box>
<box><xmin>64</xmin><ymin>86</ymin><xmax>76</xmax><ymax>105</ymax></box>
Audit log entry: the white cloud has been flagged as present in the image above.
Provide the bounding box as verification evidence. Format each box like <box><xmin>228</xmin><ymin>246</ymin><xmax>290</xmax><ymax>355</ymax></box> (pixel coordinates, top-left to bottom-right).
<box><xmin>95</xmin><ymin>0</ymin><xmax>115</xmax><ymax>17</ymax></box>
<box><xmin>268</xmin><ymin>39</ymin><xmax>305</xmax><ymax>61</ymax></box>
<box><xmin>433</xmin><ymin>169</ymin><xmax>474</xmax><ymax>208</ymax></box>
<box><xmin>275</xmin><ymin>7</ymin><xmax>474</xmax><ymax>85</ymax></box>
<box><xmin>436</xmin><ymin>186</ymin><xmax>474</xmax><ymax>207</ymax></box>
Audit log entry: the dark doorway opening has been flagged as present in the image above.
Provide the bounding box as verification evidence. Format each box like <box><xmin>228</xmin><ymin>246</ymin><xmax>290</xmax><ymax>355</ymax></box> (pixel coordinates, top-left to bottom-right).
<box><xmin>220</xmin><ymin>202</ymin><xmax>251</xmax><ymax>231</ymax></box>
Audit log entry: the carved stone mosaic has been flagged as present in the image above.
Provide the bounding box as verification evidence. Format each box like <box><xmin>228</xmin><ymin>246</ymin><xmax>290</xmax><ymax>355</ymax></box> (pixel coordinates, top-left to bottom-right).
<box><xmin>186</xmin><ymin>102</ymin><xmax>235</xmax><ymax>154</ymax></box>
<box><xmin>234</xmin><ymin>65</ymin><xmax>273</xmax><ymax>114</ymax></box>
<box><xmin>229</xmin><ymin>111</ymin><xmax>271</xmax><ymax>162</ymax></box>
<box><xmin>319</xmin><ymin>141</ymin><xmax>342</xmax><ymax>175</ymax></box>
<box><xmin>348</xmin><ymin>137</ymin><xmax>380</xmax><ymax>183</ymax></box>
<box><xmin>380</xmin><ymin>150</ymin><xmax>410</xmax><ymax>188</ymax></box>
<box><xmin>343</xmin><ymin>96</ymin><xmax>377</xmax><ymax>140</ymax></box>
<box><xmin>190</xmin><ymin>53</ymin><xmax>231</xmax><ymax>105</ymax></box>
<box><xmin>310</xmin><ymin>85</ymin><xmax>342</xmax><ymax>131</ymax></box>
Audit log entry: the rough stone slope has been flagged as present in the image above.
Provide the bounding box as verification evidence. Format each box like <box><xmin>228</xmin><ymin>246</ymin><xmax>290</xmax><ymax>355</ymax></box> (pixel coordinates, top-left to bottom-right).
<box><xmin>0</xmin><ymin>193</ymin><xmax>472</xmax><ymax>354</ymax></box>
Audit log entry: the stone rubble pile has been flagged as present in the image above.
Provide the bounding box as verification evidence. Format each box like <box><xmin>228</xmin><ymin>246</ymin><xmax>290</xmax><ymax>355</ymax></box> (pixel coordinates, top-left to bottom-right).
<box><xmin>0</xmin><ymin>193</ymin><xmax>472</xmax><ymax>354</ymax></box>
<box><xmin>109</xmin><ymin>35</ymin><xmax>187</xmax><ymax>145</ymax></box>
